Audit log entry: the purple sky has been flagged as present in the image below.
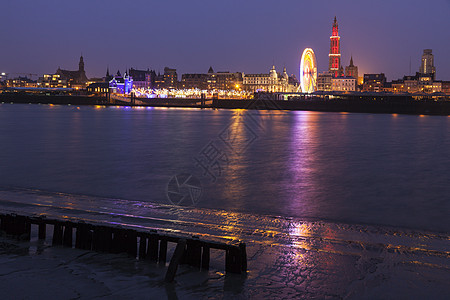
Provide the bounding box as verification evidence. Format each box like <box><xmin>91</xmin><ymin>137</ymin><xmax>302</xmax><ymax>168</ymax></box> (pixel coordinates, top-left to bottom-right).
<box><xmin>1</xmin><ymin>0</ymin><xmax>450</xmax><ymax>81</ymax></box>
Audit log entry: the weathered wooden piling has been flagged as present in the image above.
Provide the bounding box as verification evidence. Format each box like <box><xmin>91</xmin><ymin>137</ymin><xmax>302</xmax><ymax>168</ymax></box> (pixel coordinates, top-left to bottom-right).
<box><xmin>125</xmin><ymin>229</ymin><xmax>137</xmax><ymax>258</ymax></box>
<box><xmin>111</xmin><ymin>228</ymin><xmax>126</xmax><ymax>254</ymax></box>
<box><xmin>165</xmin><ymin>239</ymin><xmax>187</xmax><ymax>282</ymax></box>
<box><xmin>76</xmin><ymin>222</ymin><xmax>92</xmax><ymax>250</ymax></box>
<box><xmin>201</xmin><ymin>245</ymin><xmax>210</xmax><ymax>270</ymax></box>
<box><xmin>147</xmin><ymin>234</ymin><xmax>159</xmax><ymax>262</ymax></box>
<box><xmin>63</xmin><ymin>223</ymin><xmax>73</xmax><ymax>247</ymax></box>
<box><xmin>12</xmin><ymin>215</ymin><xmax>30</xmax><ymax>240</ymax></box>
<box><xmin>0</xmin><ymin>213</ymin><xmax>248</xmax><ymax>280</ymax></box>
<box><xmin>158</xmin><ymin>238</ymin><xmax>168</xmax><ymax>265</ymax></box>
<box><xmin>93</xmin><ymin>226</ymin><xmax>113</xmax><ymax>252</ymax></box>
<box><xmin>186</xmin><ymin>238</ymin><xmax>202</xmax><ymax>268</ymax></box>
<box><xmin>38</xmin><ymin>222</ymin><xmax>46</xmax><ymax>240</ymax></box>
<box><xmin>1</xmin><ymin>214</ymin><xmax>13</xmax><ymax>234</ymax></box>
<box><xmin>138</xmin><ymin>236</ymin><xmax>147</xmax><ymax>259</ymax></box>
<box><xmin>225</xmin><ymin>245</ymin><xmax>243</xmax><ymax>274</ymax></box>
<box><xmin>239</xmin><ymin>242</ymin><xmax>247</xmax><ymax>272</ymax></box>
<box><xmin>52</xmin><ymin>223</ymin><xmax>64</xmax><ymax>245</ymax></box>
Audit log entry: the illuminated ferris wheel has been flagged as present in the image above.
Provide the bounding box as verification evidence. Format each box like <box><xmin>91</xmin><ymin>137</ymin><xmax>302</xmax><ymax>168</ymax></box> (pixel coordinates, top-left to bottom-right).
<box><xmin>299</xmin><ymin>48</ymin><xmax>317</xmax><ymax>93</ymax></box>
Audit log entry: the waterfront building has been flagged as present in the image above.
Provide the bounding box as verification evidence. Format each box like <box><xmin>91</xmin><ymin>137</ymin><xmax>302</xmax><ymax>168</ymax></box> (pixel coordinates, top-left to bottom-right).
<box><xmin>345</xmin><ymin>56</ymin><xmax>358</xmax><ymax>80</ymax></box>
<box><xmin>37</xmin><ymin>74</ymin><xmax>69</xmax><ymax>88</ymax></box>
<box><xmin>331</xmin><ymin>76</ymin><xmax>356</xmax><ymax>92</ymax></box>
<box><xmin>181</xmin><ymin>73</ymin><xmax>209</xmax><ymax>90</ymax></box>
<box><xmin>109</xmin><ymin>71</ymin><xmax>133</xmax><ymax>94</ymax></box>
<box><xmin>390</xmin><ymin>72</ymin><xmax>445</xmax><ymax>94</ymax></box>
<box><xmin>87</xmin><ymin>82</ymin><xmax>109</xmax><ymax>94</ymax></box>
<box><xmin>243</xmin><ymin>66</ymin><xmax>295</xmax><ymax>92</ymax></box>
<box><xmin>6</xmin><ymin>76</ymin><xmax>37</xmax><ymax>88</ymax></box>
<box><xmin>419</xmin><ymin>49</ymin><xmax>436</xmax><ymax>80</ymax></box>
<box><xmin>317</xmin><ymin>72</ymin><xmax>332</xmax><ymax>91</ymax></box>
<box><xmin>329</xmin><ymin>17</ymin><xmax>343</xmax><ymax>77</ymax></box>
<box><xmin>128</xmin><ymin>68</ymin><xmax>155</xmax><ymax>89</ymax></box>
<box><xmin>180</xmin><ymin>68</ymin><xmax>243</xmax><ymax>91</ymax></box>
<box><xmin>55</xmin><ymin>55</ymin><xmax>88</xmax><ymax>87</ymax></box>
<box><xmin>442</xmin><ymin>81</ymin><xmax>450</xmax><ymax>94</ymax></box>
<box><xmin>362</xmin><ymin>73</ymin><xmax>386</xmax><ymax>92</ymax></box>
<box><xmin>212</xmin><ymin>72</ymin><xmax>243</xmax><ymax>90</ymax></box>
<box><xmin>164</xmin><ymin>67</ymin><xmax>178</xmax><ymax>89</ymax></box>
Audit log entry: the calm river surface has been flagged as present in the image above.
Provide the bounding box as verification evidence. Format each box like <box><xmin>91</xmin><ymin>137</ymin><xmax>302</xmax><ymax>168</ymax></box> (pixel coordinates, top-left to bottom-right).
<box><xmin>1</xmin><ymin>103</ymin><xmax>450</xmax><ymax>299</ymax></box>
<box><xmin>0</xmin><ymin>103</ymin><xmax>449</xmax><ymax>233</ymax></box>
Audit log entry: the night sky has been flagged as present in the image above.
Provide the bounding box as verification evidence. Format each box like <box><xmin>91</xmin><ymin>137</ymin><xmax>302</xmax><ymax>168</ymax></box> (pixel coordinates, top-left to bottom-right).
<box><xmin>2</xmin><ymin>0</ymin><xmax>450</xmax><ymax>81</ymax></box>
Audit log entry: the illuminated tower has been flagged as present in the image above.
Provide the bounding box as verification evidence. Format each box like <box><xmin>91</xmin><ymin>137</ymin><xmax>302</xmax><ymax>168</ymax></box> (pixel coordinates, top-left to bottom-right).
<box><xmin>328</xmin><ymin>16</ymin><xmax>341</xmax><ymax>77</ymax></box>
<box><xmin>419</xmin><ymin>49</ymin><xmax>436</xmax><ymax>80</ymax></box>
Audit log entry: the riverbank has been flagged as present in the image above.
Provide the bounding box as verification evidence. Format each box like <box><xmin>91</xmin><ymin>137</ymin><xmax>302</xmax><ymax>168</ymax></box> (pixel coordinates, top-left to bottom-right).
<box><xmin>1</xmin><ymin>91</ymin><xmax>450</xmax><ymax>115</ymax></box>
<box><xmin>1</xmin><ymin>187</ymin><xmax>449</xmax><ymax>299</ymax></box>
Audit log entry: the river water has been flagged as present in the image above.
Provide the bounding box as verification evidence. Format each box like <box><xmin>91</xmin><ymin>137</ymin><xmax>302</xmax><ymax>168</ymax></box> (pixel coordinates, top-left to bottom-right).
<box><xmin>0</xmin><ymin>103</ymin><xmax>449</xmax><ymax>299</ymax></box>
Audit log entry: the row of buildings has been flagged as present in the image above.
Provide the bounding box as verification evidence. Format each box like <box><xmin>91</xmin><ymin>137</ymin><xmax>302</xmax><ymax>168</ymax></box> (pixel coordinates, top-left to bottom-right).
<box><xmin>0</xmin><ymin>54</ymin><xmax>300</xmax><ymax>94</ymax></box>
<box><xmin>315</xmin><ymin>17</ymin><xmax>449</xmax><ymax>94</ymax></box>
<box><xmin>1</xmin><ymin>18</ymin><xmax>448</xmax><ymax>95</ymax></box>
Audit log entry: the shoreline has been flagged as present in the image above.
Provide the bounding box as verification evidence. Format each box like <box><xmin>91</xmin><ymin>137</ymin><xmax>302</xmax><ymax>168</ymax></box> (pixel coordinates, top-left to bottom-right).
<box><xmin>1</xmin><ymin>92</ymin><xmax>450</xmax><ymax>116</ymax></box>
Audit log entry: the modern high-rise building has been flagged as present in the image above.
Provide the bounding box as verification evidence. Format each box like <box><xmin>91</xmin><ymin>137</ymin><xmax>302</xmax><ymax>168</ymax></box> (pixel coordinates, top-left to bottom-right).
<box><xmin>328</xmin><ymin>17</ymin><xmax>342</xmax><ymax>77</ymax></box>
<box><xmin>419</xmin><ymin>49</ymin><xmax>436</xmax><ymax>79</ymax></box>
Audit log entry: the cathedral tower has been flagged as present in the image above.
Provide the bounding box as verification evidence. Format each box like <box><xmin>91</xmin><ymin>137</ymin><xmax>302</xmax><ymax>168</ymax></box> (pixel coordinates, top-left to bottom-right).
<box><xmin>328</xmin><ymin>17</ymin><xmax>341</xmax><ymax>77</ymax></box>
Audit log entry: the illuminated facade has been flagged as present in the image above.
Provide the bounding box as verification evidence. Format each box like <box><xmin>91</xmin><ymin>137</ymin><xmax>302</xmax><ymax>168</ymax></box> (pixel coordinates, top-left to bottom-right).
<box><xmin>328</xmin><ymin>17</ymin><xmax>343</xmax><ymax>77</ymax></box>
<box><xmin>419</xmin><ymin>49</ymin><xmax>436</xmax><ymax>80</ymax></box>
<box><xmin>317</xmin><ymin>72</ymin><xmax>332</xmax><ymax>91</ymax></box>
<box><xmin>243</xmin><ymin>66</ymin><xmax>295</xmax><ymax>92</ymax></box>
<box><xmin>163</xmin><ymin>67</ymin><xmax>178</xmax><ymax>89</ymax></box>
<box><xmin>331</xmin><ymin>76</ymin><xmax>356</xmax><ymax>92</ymax></box>
<box><xmin>362</xmin><ymin>73</ymin><xmax>386</xmax><ymax>92</ymax></box>
<box><xmin>37</xmin><ymin>74</ymin><xmax>68</xmax><ymax>88</ymax></box>
<box><xmin>109</xmin><ymin>71</ymin><xmax>133</xmax><ymax>94</ymax></box>
<box><xmin>6</xmin><ymin>77</ymin><xmax>37</xmax><ymax>88</ymax></box>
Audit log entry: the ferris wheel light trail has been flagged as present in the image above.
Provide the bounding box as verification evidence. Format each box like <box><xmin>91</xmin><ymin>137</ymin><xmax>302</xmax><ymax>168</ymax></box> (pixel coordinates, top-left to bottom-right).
<box><xmin>300</xmin><ymin>48</ymin><xmax>318</xmax><ymax>93</ymax></box>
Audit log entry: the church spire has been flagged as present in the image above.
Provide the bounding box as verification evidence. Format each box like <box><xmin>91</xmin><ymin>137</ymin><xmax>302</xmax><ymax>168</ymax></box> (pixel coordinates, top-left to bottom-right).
<box><xmin>79</xmin><ymin>55</ymin><xmax>85</xmax><ymax>72</ymax></box>
<box><xmin>350</xmin><ymin>56</ymin><xmax>354</xmax><ymax>67</ymax></box>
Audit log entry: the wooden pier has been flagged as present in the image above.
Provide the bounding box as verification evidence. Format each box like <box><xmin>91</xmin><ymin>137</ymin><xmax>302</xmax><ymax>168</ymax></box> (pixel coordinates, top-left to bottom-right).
<box><xmin>0</xmin><ymin>213</ymin><xmax>247</xmax><ymax>281</ymax></box>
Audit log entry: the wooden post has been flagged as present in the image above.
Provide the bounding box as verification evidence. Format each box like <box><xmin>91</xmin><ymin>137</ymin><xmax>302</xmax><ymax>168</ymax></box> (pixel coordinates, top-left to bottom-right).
<box><xmin>76</xmin><ymin>222</ymin><xmax>91</xmax><ymax>250</ymax></box>
<box><xmin>165</xmin><ymin>239</ymin><xmax>187</xmax><ymax>282</ymax></box>
<box><xmin>63</xmin><ymin>223</ymin><xmax>73</xmax><ymax>247</ymax></box>
<box><xmin>112</xmin><ymin>228</ymin><xmax>126</xmax><ymax>254</ymax></box>
<box><xmin>139</xmin><ymin>236</ymin><xmax>147</xmax><ymax>259</ymax></box>
<box><xmin>158</xmin><ymin>238</ymin><xmax>167</xmax><ymax>265</ymax></box>
<box><xmin>92</xmin><ymin>226</ymin><xmax>102</xmax><ymax>251</ymax></box>
<box><xmin>126</xmin><ymin>229</ymin><xmax>137</xmax><ymax>258</ymax></box>
<box><xmin>38</xmin><ymin>223</ymin><xmax>46</xmax><ymax>240</ymax></box>
<box><xmin>239</xmin><ymin>242</ymin><xmax>247</xmax><ymax>272</ymax></box>
<box><xmin>186</xmin><ymin>239</ymin><xmax>201</xmax><ymax>268</ymax></box>
<box><xmin>225</xmin><ymin>245</ymin><xmax>242</xmax><ymax>274</ymax></box>
<box><xmin>147</xmin><ymin>234</ymin><xmax>159</xmax><ymax>262</ymax></box>
<box><xmin>2</xmin><ymin>214</ymin><xmax>13</xmax><ymax>235</ymax></box>
<box><xmin>201</xmin><ymin>245</ymin><xmax>210</xmax><ymax>270</ymax></box>
<box><xmin>85</xmin><ymin>228</ymin><xmax>93</xmax><ymax>250</ymax></box>
<box><xmin>102</xmin><ymin>227</ymin><xmax>113</xmax><ymax>252</ymax></box>
<box><xmin>52</xmin><ymin>223</ymin><xmax>63</xmax><ymax>246</ymax></box>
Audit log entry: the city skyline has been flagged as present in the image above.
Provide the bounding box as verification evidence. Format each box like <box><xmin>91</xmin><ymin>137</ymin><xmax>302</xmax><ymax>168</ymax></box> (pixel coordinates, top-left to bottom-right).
<box><xmin>1</xmin><ymin>0</ymin><xmax>450</xmax><ymax>80</ymax></box>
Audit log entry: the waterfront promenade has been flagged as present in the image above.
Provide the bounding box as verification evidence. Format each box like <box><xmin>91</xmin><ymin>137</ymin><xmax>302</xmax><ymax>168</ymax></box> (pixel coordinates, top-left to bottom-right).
<box><xmin>1</xmin><ymin>91</ymin><xmax>450</xmax><ymax>115</ymax></box>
